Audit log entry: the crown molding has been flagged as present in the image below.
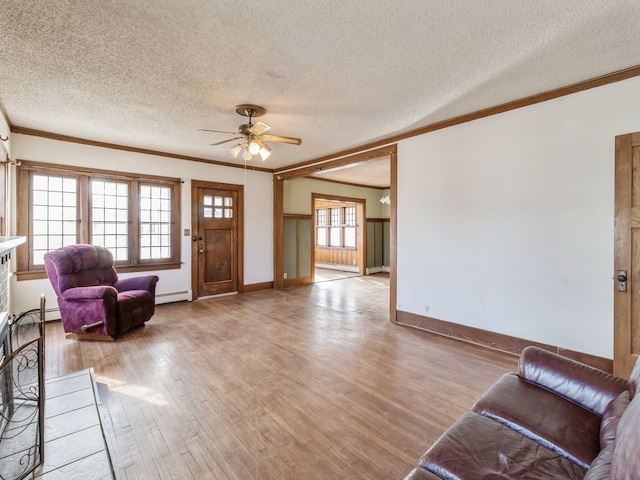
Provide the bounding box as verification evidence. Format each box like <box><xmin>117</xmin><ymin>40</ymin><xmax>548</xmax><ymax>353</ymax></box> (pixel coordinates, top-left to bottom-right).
<box><xmin>10</xmin><ymin>126</ymin><xmax>274</xmax><ymax>173</ymax></box>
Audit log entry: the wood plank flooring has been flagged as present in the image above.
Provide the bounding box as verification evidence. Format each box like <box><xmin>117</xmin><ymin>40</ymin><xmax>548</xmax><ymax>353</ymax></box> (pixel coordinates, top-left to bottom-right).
<box><xmin>44</xmin><ymin>274</ymin><xmax>517</xmax><ymax>479</ymax></box>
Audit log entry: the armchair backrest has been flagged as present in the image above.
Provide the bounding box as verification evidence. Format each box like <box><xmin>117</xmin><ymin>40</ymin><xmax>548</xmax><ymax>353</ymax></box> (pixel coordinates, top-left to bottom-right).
<box><xmin>44</xmin><ymin>244</ymin><xmax>118</xmax><ymax>295</ymax></box>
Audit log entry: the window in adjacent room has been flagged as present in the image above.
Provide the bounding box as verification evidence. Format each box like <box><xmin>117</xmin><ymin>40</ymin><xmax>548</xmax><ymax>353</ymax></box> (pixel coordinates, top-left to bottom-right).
<box><xmin>314</xmin><ymin>203</ymin><xmax>358</xmax><ymax>249</ymax></box>
<box><xmin>316</xmin><ymin>208</ymin><xmax>328</xmax><ymax>246</ymax></box>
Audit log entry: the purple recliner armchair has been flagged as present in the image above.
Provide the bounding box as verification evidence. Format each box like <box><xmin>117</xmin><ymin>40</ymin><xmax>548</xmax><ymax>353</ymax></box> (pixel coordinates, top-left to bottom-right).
<box><xmin>44</xmin><ymin>244</ymin><xmax>159</xmax><ymax>339</ymax></box>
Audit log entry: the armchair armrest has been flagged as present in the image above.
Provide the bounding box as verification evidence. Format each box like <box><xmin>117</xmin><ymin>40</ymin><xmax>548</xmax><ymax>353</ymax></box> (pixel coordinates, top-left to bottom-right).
<box><xmin>114</xmin><ymin>275</ymin><xmax>159</xmax><ymax>293</ymax></box>
<box><xmin>61</xmin><ymin>285</ymin><xmax>118</xmax><ymax>301</ymax></box>
<box><xmin>518</xmin><ymin>346</ymin><xmax>628</xmax><ymax>416</ymax></box>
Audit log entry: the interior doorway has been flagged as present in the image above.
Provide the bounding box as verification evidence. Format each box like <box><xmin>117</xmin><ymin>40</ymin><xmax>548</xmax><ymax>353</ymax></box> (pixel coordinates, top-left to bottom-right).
<box><xmin>312</xmin><ymin>195</ymin><xmax>366</xmax><ymax>283</ymax></box>
<box><xmin>274</xmin><ymin>144</ymin><xmax>397</xmax><ymax>322</ymax></box>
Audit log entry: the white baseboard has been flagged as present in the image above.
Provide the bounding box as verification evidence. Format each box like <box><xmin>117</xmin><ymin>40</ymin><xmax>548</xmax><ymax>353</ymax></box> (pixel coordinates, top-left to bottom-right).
<box><xmin>315</xmin><ymin>263</ymin><xmax>359</xmax><ymax>273</ymax></box>
<box><xmin>366</xmin><ymin>266</ymin><xmax>390</xmax><ymax>275</ymax></box>
<box><xmin>156</xmin><ymin>290</ymin><xmax>191</xmax><ymax>304</ymax></box>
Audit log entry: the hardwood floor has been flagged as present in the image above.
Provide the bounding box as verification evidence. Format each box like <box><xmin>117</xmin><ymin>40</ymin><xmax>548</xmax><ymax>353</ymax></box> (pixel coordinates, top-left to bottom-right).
<box><xmin>313</xmin><ymin>267</ymin><xmax>361</xmax><ymax>283</ymax></box>
<box><xmin>44</xmin><ymin>274</ymin><xmax>517</xmax><ymax>479</ymax></box>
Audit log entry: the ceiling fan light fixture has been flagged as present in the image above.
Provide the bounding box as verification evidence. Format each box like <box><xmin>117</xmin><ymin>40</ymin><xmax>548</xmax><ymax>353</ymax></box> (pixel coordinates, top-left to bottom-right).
<box><xmin>259</xmin><ymin>145</ymin><xmax>272</xmax><ymax>161</ymax></box>
<box><xmin>248</xmin><ymin>140</ymin><xmax>261</xmax><ymax>155</ymax></box>
<box><xmin>230</xmin><ymin>143</ymin><xmax>242</xmax><ymax>158</ymax></box>
<box><xmin>201</xmin><ymin>104</ymin><xmax>301</xmax><ymax>162</ymax></box>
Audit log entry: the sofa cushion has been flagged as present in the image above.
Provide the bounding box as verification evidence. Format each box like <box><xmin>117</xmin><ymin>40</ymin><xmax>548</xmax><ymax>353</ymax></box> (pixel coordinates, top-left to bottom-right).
<box><xmin>519</xmin><ymin>346</ymin><xmax>628</xmax><ymax>416</ymax></box>
<box><xmin>584</xmin><ymin>443</ymin><xmax>614</xmax><ymax>480</ymax></box>
<box><xmin>419</xmin><ymin>412</ymin><xmax>586</xmax><ymax>480</ymax></box>
<box><xmin>599</xmin><ymin>391</ymin><xmax>630</xmax><ymax>449</ymax></box>
<box><xmin>628</xmin><ymin>355</ymin><xmax>640</xmax><ymax>399</ymax></box>
<box><xmin>472</xmin><ymin>373</ymin><xmax>600</xmax><ymax>469</ymax></box>
<box><xmin>611</xmin><ymin>394</ymin><xmax>640</xmax><ymax>480</ymax></box>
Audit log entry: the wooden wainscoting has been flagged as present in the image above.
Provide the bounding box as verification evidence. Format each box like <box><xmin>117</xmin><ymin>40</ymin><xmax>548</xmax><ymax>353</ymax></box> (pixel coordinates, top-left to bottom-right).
<box><xmin>315</xmin><ymin>247</ymin><xmax>358</xmax><ymax>267</ymax></box>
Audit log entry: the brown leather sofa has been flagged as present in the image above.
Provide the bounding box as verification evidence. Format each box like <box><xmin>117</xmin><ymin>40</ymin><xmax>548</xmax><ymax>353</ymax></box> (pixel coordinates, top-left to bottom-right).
<box><xmin>404</xmin><ymin>346</ymin><xmax>640</xmax><ymax>479</ymax></box>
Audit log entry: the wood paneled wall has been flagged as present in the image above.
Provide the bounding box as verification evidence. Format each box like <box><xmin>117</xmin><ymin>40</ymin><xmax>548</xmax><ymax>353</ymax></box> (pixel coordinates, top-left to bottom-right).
<box><xmin>315</xmin><ymin>247</ymin><xmax>358</xmax><ymax>267</ymax></box>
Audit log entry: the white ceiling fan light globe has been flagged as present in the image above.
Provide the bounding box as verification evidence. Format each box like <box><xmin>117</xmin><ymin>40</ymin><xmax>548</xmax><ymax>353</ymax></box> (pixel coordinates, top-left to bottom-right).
<box><xmin>259</xmin><ymin>147</ymin><xmax>271</xmax><ymax>161</ymax></box>
<box><xmin>242</xmin><ymin>147</ymin><xmax>252</xmax><ymax>161</ymax></box>
<box><xmin>248</xmin><ymin>140</ymin><xmax>261</xmax><ymax>155</ymax></box>
<box><xmin>230</xmin><ymin>144</ymin><xmax>242</xmax><ymax>158</ymax></box>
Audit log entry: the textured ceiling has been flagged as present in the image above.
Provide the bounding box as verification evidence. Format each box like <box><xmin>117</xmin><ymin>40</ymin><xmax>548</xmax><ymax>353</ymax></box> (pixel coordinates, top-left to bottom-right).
<box><xmin>1</xmin><ymin>1</ymin><xmax>640</xmax><ymax>174</ymax></box>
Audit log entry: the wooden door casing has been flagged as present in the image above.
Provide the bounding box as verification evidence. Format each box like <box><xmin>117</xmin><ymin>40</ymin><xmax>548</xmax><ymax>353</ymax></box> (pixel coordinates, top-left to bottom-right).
<box><xmin>614</xmin><ymin>132</ymin><xmax>640</xmax><ymax>378</ymax></box>
<box><xmin>191</xmin><ymin>181</ymin><xmax>244</xmax><ymax>298</ymax></box>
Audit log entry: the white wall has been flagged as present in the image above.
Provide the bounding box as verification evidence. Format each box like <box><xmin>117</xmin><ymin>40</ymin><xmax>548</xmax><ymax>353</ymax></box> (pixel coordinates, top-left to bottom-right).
<box><xmin>397</xmin><ymin>75</ymin><xmax>640</xmax><ymax>359</ymax></box>
<box><xmin>10</xmin><ymin>134</ymin><xmax>273</xmax><ymax>314</ymax></box>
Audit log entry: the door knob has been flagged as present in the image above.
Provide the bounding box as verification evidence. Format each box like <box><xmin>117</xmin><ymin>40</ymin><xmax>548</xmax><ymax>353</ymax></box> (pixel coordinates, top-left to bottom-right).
<box><xmin>617</xmin><ymin>270</ymin><xmax>628</xmax><ymax>292</ymax></box>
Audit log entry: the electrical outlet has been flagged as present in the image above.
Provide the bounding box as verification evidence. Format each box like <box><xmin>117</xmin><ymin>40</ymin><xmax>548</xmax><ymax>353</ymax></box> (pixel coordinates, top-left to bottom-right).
<box><xmin>284</xmin><ymin>272</ymin><xmax>288</xmax><ymax>279</ymax></box>
<box><xmin>424</xmin><ymin>305</ymin><xmax>431</xmax><ymax>314</ymax></box>
<box><xmin>183</xmin><ymin>229</ymin><xmax>190</xmax><ymax>236</ymax></box>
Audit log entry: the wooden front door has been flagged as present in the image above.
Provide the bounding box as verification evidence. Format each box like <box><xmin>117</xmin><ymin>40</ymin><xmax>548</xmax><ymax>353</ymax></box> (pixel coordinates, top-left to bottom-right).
<box><xmin>614</xmin><ymin>132</ymin><xmax>640</xmax><ymax>378</ymax></box>
<box><xmin>193</xmin><ymin>183</ymin><xmax>241</xmax><ymax>297</ymax></box>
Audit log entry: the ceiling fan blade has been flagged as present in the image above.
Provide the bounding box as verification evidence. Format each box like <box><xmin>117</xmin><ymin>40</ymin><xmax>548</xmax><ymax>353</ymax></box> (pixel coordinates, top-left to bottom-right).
<box><xmin>262</xmin><ymin>134</ymin><xmax>302</xmax><ymax>145</ymax></box>
<box><xmin>199</xmin><ymin>128</ymin><xmax>240</xmax><ymax>135</ymax></box>
<box><xmin>249</xmin><ymin>121</ymin><xmax>271</xmax><ymax>135</ymax></box>
<box><xmin>211</xmin><ymin>136</ymin><xmax>244</xmax><ymax>146</ymax></box>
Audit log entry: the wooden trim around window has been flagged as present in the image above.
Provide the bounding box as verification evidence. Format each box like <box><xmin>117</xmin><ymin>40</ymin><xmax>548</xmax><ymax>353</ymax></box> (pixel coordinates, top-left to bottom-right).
<box><xmin>16</xmin><ymin>261</ymin><xmax>182</xmax><ymax>281</ymax></box>
<box><xmin>16</xmin><ymin>160</ymin><xmax>181</xmax><ymax>275</ymax></box>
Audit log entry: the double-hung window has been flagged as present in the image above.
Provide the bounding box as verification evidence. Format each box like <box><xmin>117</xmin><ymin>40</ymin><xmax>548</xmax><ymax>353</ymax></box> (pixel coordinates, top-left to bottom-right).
<box><xmin>17</xmin><ymin>161</ymin><xmax>181</xmax><ymax>279</ymax></box>
<box><xmin>315</xmin><ymin>204</ymin><xmax>357</xmax><ymax>249</ymax></box>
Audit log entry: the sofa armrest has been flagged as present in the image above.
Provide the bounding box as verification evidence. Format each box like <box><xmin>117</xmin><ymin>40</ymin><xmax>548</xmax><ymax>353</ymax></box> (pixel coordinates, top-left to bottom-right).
<box><xmin>518</xmin><ymin>346</ymin><xmax>628</xmax><ymax>416</ymax></box>
<box><xmin>114</xmin><ymin>275</ymin><xmax>159</xmax><ymax>293</ymax></box>
<box><xmin>403</xmin><ymin>467</ymin><xmax>444</xmax><ymax>480</ymax></box>
<box><xmin>61</xmin><ymin>285</ymin><xmax>118</xmax><ymax>301</ymax></box>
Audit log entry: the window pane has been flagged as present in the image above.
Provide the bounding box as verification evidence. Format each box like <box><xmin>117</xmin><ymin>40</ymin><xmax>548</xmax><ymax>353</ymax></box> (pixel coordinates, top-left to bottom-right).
<box><xmin>317</xmin><ymin>228</ymin><xmax>327</xmax><ymax>246</ymax></box>
<box><xmin>91</xmin><ymin>179</ymin><xmax>129</xmax><ymax>262</ymax></box>
<box><xmin>32</xmin><ymin>175</ymin><xmax>48</xmax><ymax>190</ymax></box>
<box><xmin>344</xmin><ymin>227</ymin><xmax>356</xmax><ymax>247</ymax></box>
<box><xmin>49</xmin><ymin>191</ymin><xmax>62</xmax><ymax>206</ymax></box>
<box><xmin>139</xmin><ymin>184</ymin><xmax>172</xmax><ymax>260</ymax></box>
<box><xmin>329</xmin><ymin>227</ymin><xmax>341</xmax><ymax>247</ymax></box>
<box><xmin>214</xmin><ymin>196</ymin><xmax>223</xmax><ymax>206</ymax></box>
<box><xmin>345</xmin><ymin>206</ymin><xmax>356</xmax><ymax>226</ymax></box>
<box><xmin>33</xmin><ymin>190</ymin><xmax>47</xmax><ymax>205</ymax></box>
<box><xmin>204</xmin><ymin>195</ymin><xmax>212</xmax><ymax>206</ymax></box>
<box><xmin>330</xmin><ymin>208</ymin><xmax>341</xmax><ymax>226</ymax></box>
<box><xmin>30</xmin><ymin>173</ymin><xmax>78</xmax><ymax>265</ymax></box>
<box><xmin>49</xmin><ymin>177</ymin><xmax>62</xmax><ymax>191</ymax></box>
<box><xmin>316</xmin><ymin>209</ymin><xmax>327</xmax><ymax>227</ymax></box>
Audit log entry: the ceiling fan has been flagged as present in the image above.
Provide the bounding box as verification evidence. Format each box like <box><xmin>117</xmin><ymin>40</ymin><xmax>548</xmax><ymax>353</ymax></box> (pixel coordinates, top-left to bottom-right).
<box><xmin>199</xmin><ymin>104</ymin><xmax>302</xmax><ymax>161</ymax></box>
